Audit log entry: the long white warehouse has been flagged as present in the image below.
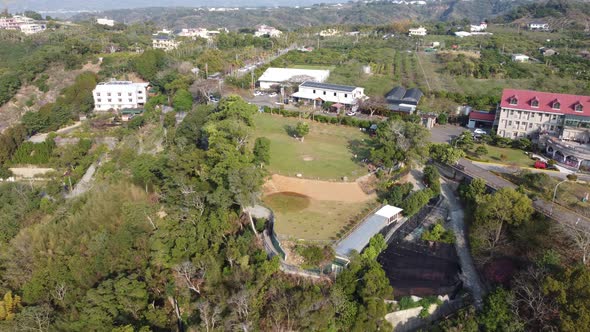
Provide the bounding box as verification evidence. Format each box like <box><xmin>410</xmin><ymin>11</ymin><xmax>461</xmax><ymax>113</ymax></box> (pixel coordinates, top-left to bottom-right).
<box><xmin>257</xmin><ymin>67</ymin><xmax>330</xmax><ymax>90</ymax></box>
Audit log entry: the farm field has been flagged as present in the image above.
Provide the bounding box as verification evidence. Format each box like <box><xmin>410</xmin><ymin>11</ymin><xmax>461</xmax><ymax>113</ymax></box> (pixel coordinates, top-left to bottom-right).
<box><xmin>252</xmin><ymin>114</ymin><xmax>368</xmax><ymax>180</ymax></box>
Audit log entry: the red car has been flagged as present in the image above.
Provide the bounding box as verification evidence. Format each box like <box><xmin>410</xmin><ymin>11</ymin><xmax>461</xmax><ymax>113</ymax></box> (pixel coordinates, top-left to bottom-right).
<box><xmin>534</xmin><ymin>160</ymin><xmax>547</xmax><ymax>169</ymax></box>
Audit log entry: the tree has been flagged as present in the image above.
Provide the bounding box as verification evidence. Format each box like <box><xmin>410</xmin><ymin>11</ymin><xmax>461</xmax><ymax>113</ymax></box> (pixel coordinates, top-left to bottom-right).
<box><xmin>437</xmin><ymin>113</ymin><xmax>448</xmax><ymax>125</ymax></box>
<box><xmin>475</xmin><ymin>145</ymin><xmax>489</xmax><ymax>157</ymax></box>
<box><xmin>543</xmin><ymin>265</ymin><xmax>590</xmax><ymax>332</ymax></box>
<box><xmin>471</xmin><ymin>188</ymin><xmax>534</xmax><ymax>254</ymax></box>
<box><xmin>0</xmin><ymin>291</ymin><xmax>22</xmax><ymax>321</ymax></box>
<box><xmin>253</xmin><ymin>137</ymin><xmax>271</xmax><ymax>167</ymax></box>
<box><xmin>132</xmin><ymin>49</ymin><xmax>166</xmax><ymax>81</ymax></box>
<box><xmin>423</xmin><ymin>165</ymin><xmax>441</xmax><ymax>194</ymax></box>
<box><xmin>295</xmin><ymin>122</ymin><xmax>310</xmax><ymax>142</ymax></box>
<box><xmin>478</xmin><ymin>288</ymin><xmax>523</xmax><ymax>332</ymax></box>
<box><xmin>459</xmin><ymin>178</ymin><xmax>487</xmax><ymax>207</ymax></box>
<box><xmin>429</xmin><ymin>143</ymin><xmax>465</xmax><ymax>165</ymax></box>
<box><xmin>173</xmin><ymin>89</ymin><xmax>193</xmax><ymax>112</ymax></box>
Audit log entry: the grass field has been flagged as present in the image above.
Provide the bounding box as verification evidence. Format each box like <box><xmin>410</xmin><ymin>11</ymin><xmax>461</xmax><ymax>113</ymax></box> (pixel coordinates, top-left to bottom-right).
<box><xmin>264</xmin><ymin>192</ymin><xmax>376</xmax><ymax>241</ymax></box>
<box><xmin>467</xmin><ymin>144</ymin><xmax>534</xmax><ymax>167</ymax></box>
<box><xmin>252</xmin><ymin>114</ymin><xmax>368</xmax><ymax>180</ymax></box>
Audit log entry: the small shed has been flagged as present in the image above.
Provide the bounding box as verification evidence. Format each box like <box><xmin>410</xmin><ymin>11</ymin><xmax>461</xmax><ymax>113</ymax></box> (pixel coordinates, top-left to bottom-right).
<box><xmin>375</xmin><ymin>205</ymin><xmax>404</xmax><ymax>224</ymax></box>
<box><xmin>511</xmin><ymin>54</ymin><xmax>530</xmax><ymax>63</ymax></box>
<box><xmin>468</xmin><ymin>111</ymin><xmax>496</xmax><ymax>129</ymax></box>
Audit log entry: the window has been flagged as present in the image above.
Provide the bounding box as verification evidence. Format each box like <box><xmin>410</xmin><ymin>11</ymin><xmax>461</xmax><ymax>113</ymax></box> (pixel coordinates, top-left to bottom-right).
<box><xmin>334</xmin><ymin>92</ymin><xmax>337</xmax><ymax>97</ymax></box>
<box><xmin>345</xmin><ymin>94</ymin><xmax>348</xmax><ymax>98</ymax></box>
<box><xmin>108</xmin><ymin>99</ymin><xmax>112</xmax><ymax>102</ymax></box>
<box><xmin>510</xmin><ymin>110</ymin><xmax>514</xmax><ymax>116</ymax></box>
<box><xmin>97</xmin><ymin>99</ymin><xmax>101</xmax><ymax>102</ymax></box>
<box><xmin>508</xmin><ymin>121</ymin><xmax>512</xmax><ymax>126</ymax></box>
<box><xmin>552</xmin><ymin>101</ymin><xmax>560</xmax><ymax>110</ymax></box>
<box><xmin>313</xmin><ymin>90</ymin><xmax>316</xmax><ymax>94</ymax></box>
<box><xmin>118</xmin><ymin>93</ymin><xmax>121</xmax><ymax>96</ymax></box>
<box><xmin>128</xmin><ymin>93</ymin><xmax>132</xmax><ymax>96</ymax></box>
<box><xmin>531</xmin><ymin>99</ymin><xmax>539</xmax><ymax>107</ymax></box>
<box><xmin>96</xmin><ymin>92</ymin><xmax>101</xmax><ymax>96</ymax></box>
<box><xmin>323</xmin><ymin>91</ymin><xmax>326</xmax><ymax>95</ymax></box>
<box><xmin>107</xmin><ymin>93</ymin><xmax>111</xmax><ymax>96</ymax></box>
<box><xmin>530</xmin><ymin>113</ymin><xmax>535</xmax><ymax>118</ymax></box>
<box><xmin>118</xmin><ymin>99</ymin><xmax>122</xmax><ymax>102</ymax></box>
<box><xmin>529</xmin><ymin>123</ymin><xmax>533</xmax><ymax>129</ymax></box>
<box><xmin>575</xmin><ymin>104</ymin><xmax>583</xmax><ymax>112</ymax></box>
<box><xmin>138</xmin><ymin>91</ymin><xmax>143</xmax><ymax>94</ymax></box>
<box><xmin>552</xmin><ymin>115</ymin><xmax>557</xmax><ymax>121</ymax></box>
<box><xmin>509</xmin><ymin>97</ymin><xmax>518</xmax><ymax>105</ymax></box>
<box><xmin>128</xmin><ymin>99</ymin><xmax>132</xmax><ymax>102</ymax></box>
<box><xmin>138</xmin><ymin>97</ymin><xmax>143</xmax><ymax>100</ymax></box>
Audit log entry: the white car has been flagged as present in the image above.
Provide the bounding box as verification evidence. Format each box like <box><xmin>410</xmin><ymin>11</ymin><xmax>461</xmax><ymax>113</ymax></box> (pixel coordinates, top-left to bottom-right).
<box><xmin>346</xmin><ymin>111</ymin><xmax>357</xmax><ymax>116</ymax></box>
<box><xmin>253</xmin><ymin>91</ymin><xmax>263</xmax><ymax>96</ymax></box>
<box><xmin>268</xmin><ymin>92</ymin><xmax>278</xmax><ymax>97</ymax></box>
<box><xmin>473</xmin><ymin>128</ymin><xmax>486</xmax><ymax>135</ymax></box>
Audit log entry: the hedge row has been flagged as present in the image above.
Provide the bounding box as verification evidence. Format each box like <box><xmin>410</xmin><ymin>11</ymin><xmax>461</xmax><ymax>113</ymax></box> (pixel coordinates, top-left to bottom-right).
<box><xmin>262</xmin><ymin>107</ymin><xmax>378</xmax><ymax>129</ymax></box>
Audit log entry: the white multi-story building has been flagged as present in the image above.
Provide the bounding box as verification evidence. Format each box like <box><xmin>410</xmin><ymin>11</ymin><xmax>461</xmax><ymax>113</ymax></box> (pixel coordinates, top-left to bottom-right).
<box><xmin>12</xmin><ymin>15</ymin><xmax>34</xmax><ymax>24</ymax></box>
<box><xmin>495</xmin><ymin>89</ymin><xmax>590</xmax><ymax>140</ymax></box>
<box><xmin>291</xmin><ymin>81</ymin><xmax>367</xmax><ymax>110</ymax></box>
<box><xmin>92</xmin><ymin>81</ymin><xmax>149</xmax><ymax>111</ymax></box>
<box><xmin>97</xmin><ymin>17</ymin><xmax>115</xmax><ymax>26</ymax></box>
<box><xmin>20</xmin><ymin>23</ymin><xmax>46</xmax><ymax>35</ymax></box>
<box><xmin>408</xmin><ymin>26</ymin><xmax>427</xmax><ymax>37</ymax></box>
<box><xmin>0</xmin><ymin>17</ymin><xmax>20</xmax><ymax>30</ymax></box>
<box><xmin>254</xmin><ymin>25</ymin><xmax>282</xmax><ymax>37</ymax></box>
<box><xmin>152</xmin><ymin>35</ymin><xmax>181</xmax><ymax>51</ymax></box>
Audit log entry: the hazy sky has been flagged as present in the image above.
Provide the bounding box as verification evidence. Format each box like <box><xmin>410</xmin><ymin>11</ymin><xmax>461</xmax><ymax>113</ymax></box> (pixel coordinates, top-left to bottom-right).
<box><xmin>8</xmin><ymin>0</ymin><xmax>347</xmax><ymax>12</ymax></box>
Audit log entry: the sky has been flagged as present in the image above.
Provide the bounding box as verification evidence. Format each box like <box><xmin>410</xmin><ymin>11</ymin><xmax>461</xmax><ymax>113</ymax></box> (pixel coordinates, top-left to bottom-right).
<box><xmin>7</xmin><ymin>0</ymin><xmax>349</xmax><ymax>13</ymax></box>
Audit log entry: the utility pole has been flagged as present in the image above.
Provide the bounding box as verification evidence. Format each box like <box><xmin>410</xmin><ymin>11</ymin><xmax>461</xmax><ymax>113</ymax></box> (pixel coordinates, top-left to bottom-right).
<box><xmin>205</xmin><ymin>63</ymin><xmax>208</xmax><ymax>79</ymax></box>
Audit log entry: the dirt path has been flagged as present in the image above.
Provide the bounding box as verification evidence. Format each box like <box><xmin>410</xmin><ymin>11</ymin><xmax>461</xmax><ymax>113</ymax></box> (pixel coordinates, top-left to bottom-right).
<box><xmin>263</xmin><ymin>174</ymin><xmax>375</xmax><ymax>202</ymax></box>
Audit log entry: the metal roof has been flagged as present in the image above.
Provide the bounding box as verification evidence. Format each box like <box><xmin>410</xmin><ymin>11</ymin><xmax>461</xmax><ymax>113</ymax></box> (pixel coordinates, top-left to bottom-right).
<box><xmin>385</xmin><ymin>86</ymin><xmax>423</xmax><ymax>105</ymax></box>
<box><xmin>300</xmin><ymin>81</ymin><xmax>358</xmax><ymax>92</ymax></box>
<box><xmin>334</xmin><ymin>214</ymin><xmax>389</xmax><ymax>258</ymax></box>
<box><xmin>375</xmin><ymin>205</ymin><xmax>403</xmax><ymax>219</ymax></box>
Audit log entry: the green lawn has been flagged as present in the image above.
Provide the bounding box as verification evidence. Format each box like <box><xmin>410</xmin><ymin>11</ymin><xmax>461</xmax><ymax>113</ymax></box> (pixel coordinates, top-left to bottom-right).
<box><xmin>252</xmin><ymin>114</ymin><xmax>368</xmax><ymax>180</ymax></box>
<box><xmin>467</xmin><ymin>144</ymin><xmax>534</xmax><ymax>168</ymax></box>
<box><xmin>264</xmin><ymin>192</ymin><xmax>376</xmax><ymax>241</ymax></box>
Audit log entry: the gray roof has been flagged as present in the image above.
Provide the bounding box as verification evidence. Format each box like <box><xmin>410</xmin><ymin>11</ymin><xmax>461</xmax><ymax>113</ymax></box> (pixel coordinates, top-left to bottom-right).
<box><xmin>300</xmin><ymin>81</ymin><xmax>358</xmax><ymax>92</ymax></box>
<box><xmin>385</xmin><ymin>86</ymin><xmax>423</xmax><ymax>106</ymax></box>
<box><xmin>334</xmin><ymin>214</ymin><xmax>389</xmax><ymax>257</ymax></box>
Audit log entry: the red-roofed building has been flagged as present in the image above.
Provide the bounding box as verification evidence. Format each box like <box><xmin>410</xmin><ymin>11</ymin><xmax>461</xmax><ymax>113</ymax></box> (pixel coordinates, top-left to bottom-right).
<box><xmin>496</xmin><ymin>89</ymin><xmax>590</xmax><ymax>142</ymax></box>
<box><xmin>468</xmin><ymin>111</ymin><xmax>496</xmax><ymax>129</ymax></box>
<box><xmin>495</xmin><ymin>89</ymin><xmax>590</xmax><ymax>172</ymax></box>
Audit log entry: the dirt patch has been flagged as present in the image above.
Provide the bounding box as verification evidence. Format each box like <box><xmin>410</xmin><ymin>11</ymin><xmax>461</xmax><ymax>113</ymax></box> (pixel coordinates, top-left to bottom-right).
<box><xmin>302</xmin><ymin>155</ymin><xmax>314</xmax><ymax>161</ymax></box>
<box><xmin>263</xmin><ymin>174</ymin><xmax>375</xmax><ymax>202</ymax></box>
<box><xmin>264</xmin><ymin>192</ymin><xmax>312</xmax><ymax>212</ymax></box>
<box><xmin>0</xmin><ymin>62</ymin><xmax>101</xmax><ymax>133</ymax></box>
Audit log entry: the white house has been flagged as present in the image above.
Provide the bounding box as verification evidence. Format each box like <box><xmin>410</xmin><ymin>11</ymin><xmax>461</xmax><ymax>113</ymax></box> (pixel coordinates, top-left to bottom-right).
<box><xmin>152</xmin><ymin>35</ymin><xmax>181</xmax><ymax>51</ymax></box>
<box><xmin>178</xmin><ymin>28</ymin><xmax>226</xmax><ymax>39</ymax></box>
<box><xmin>511</xmin><ymin>54</ymin><xmax>530</xmax><ymax>63</ymax></box>
<box><xmin>291</xmin><ymin>81</ymin><xmax>367</xmax><ymax>110</ymax></box>
<box><xmin>12</xmin><ymin>15</ymin><xmax>34</xmax><ymax>24</ymax></box>
<box><xmin>96</xmin><ymin>17</ymin><xmax>115</xmax><ymax>26</ymax></box>
<box><xmin>528</xmin><ymin>22</ymin><xmax>549</xmax><ymax>31</ymax></box>
<box><xmin>319</xmin><ymin>28</ymin><xmax>339</xmax><ymax>37</ymax></box>
<box><xmin>19</xmin><ymin>23</ymin><xmax>45</xmax><ymax>35</ymax></box>
<box><xmin>470</xmin><ymin>22</ymin><xmax>488</xmax><ymax>32</ymax></box>
<box><xmin>258</xmin><ymin>68</ymin><xmax>330</xmax><ymax>90</ymax></box>
<box><xmin>92</xmin><ymin>81</ymin><xmax>149</xmax><ymax>111</ymax></box>
<box><xmin>0</xmin><ymin>17</ymin><xmax>20</xmax><ymax>30</ymax></box>
<box><xmin>254</xmin><ymin>25</ymin><xmax>282</xmax><ymax>37</ymax></box>
<box><xmin>408</xmin><ymin>26</ymin><xmax>427</xmax><ymax>37</ymax></box>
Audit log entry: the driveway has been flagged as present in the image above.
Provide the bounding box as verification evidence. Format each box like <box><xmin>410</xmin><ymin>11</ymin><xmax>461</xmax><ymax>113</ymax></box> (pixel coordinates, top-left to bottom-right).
<box><xmin>441</xmin><ymin>180</ymin><xmax>486</xmax><ymax>309</ymax></box>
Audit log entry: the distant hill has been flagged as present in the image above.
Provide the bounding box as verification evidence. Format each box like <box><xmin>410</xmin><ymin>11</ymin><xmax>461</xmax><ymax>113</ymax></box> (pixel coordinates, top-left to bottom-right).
<box><xmin>70</xmin><ymin>1</ymin><xmax>533</xmax><ymax>30</ymax></box>
<box><xmin>495</xmin><ymin>0</ymin><xmax>590</xmax><ymax>30</ymax></box>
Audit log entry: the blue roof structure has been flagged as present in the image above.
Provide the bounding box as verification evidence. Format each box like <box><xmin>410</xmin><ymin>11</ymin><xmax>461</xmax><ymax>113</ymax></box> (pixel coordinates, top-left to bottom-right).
<box><xmin>334</xmin><ymin>214</ymin><xmax>389</xmax><ymax>257</ymax></box>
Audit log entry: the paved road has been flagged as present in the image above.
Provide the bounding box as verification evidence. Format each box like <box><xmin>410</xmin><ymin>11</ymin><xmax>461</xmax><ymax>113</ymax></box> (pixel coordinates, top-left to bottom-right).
<box><xmin>441</xmin><ymin>181</ymin><xmax>486</xmax><ymax>309</ymax></box>
<box><xmin>471</xmin><ymin>160</ymin><xmax>590</xmax><ymax>182</ymax></box>
<box><xmin>28</xmin><ymin>122</ymin><xmax>82</xmax><ymax>143</ymax></box>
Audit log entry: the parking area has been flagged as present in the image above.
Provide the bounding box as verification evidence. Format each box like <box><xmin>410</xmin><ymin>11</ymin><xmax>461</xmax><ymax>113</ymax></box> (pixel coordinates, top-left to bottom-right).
<box><xmin>429</xmin><ymin>125</ymin><xmax>467</xmax><ymax>144</ymax></box>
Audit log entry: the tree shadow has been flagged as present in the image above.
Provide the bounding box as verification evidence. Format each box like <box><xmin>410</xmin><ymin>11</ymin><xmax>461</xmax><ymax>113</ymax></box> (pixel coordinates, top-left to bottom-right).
<box><xmin>347</xmin><ymin>139</ymin><xmax>372</xmax><ymax>164</ymax></box>
<box><xmin>283</xmin><ymin>124</ymin><xmax>297</xmax><ymax>138</ymax></box>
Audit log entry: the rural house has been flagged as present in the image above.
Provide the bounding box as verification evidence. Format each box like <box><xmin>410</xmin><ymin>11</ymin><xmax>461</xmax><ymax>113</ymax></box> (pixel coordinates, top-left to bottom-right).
<box><xmin>385</xmin><ymin>86</ymin><xmax>423</xmax><ymax>114</ymax></box>
<box><xmin>291</xmin><ymin>82</ymin><xmax>367</xmax><ymax>111</ymax></box>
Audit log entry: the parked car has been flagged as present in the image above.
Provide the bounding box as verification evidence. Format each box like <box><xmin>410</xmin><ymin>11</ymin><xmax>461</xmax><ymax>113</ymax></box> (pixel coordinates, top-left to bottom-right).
<box><xmin>534</xmin><ymin>160</ymin><xmax>547</xmax><ymax>169</ymax></box>
<box><xmin>346</xmin><ymin>111</ymin><xmax>357</xmax><ymax>116</ymax></box>
<box><xmin>268</xmin><ymin>92</ymin><xmax>278</xmax><ymax>97</ymax></box>
<box><xmin>473</xmin><ymin>128</ymin><xmax>486</xmax><ymax>135</ymax></box>
<box><xmin>253</xmin><ymin>90</ymin><xmax>263</xmax><ymax>96</ymax></box>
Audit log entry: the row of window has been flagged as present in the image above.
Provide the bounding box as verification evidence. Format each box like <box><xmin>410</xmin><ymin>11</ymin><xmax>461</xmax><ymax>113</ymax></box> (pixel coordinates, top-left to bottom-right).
<box><xmin>311</xmin><ymin>89</ymin><xmax>349</xmax><ymax>98</ymax></box>
<box><xmin>508</xmin><ymin>97</ymin><xmax>583</xmax><ymax>112</ymax></box>
<box><xmin>504</xmin><ymin>109</ymin><xmax>559</xmax><ymax>121</ymax></box>
<box><xmin>95</xmin><ymin>91</ymin><xmax>143</xmax><ymax>97</ymax></box>
<box><xmin>97</xmin><ymin>97</ymin><xmax>143</xmax><ymax>103</ymax></box>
